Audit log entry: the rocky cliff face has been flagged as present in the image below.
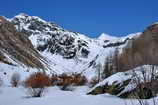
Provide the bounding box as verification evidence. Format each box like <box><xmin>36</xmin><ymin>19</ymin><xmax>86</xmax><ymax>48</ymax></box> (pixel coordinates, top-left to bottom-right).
<box><xmin>118</xmin><ymin>23</ymin><xmax>158</xmax><ymax>72</ymax></box>
<box><xmin>0</xmin><ymin>16</ymin><xmax>46</xmax><ymax>69</ymax></box>
<box><xmin>10</xmin><ymin>14</ymin><xmax>92</xmax><ymax>59</ymax></box>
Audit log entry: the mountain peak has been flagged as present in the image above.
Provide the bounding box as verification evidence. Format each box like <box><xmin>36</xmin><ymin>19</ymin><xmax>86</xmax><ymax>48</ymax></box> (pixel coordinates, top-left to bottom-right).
<box><xmin>14</xmin><ymin>13</ymin><xmax>29</xmax><ymax>18</ymax></box>
<box><xmin>12</xmin><ymin>13</ymin><xmax>47</xmax><ymax>24</ymax></box>
<box><xmin>0</xmin><ymin>16</ymin><xmax>8</xmax><ymax>24</ymax></box>
<box><xmin>151</xmin><ymin>22</ymin><xmax>158</xmax><ymax>26</ymax></box>
<box><xmin>98</xmin><ymin>33</ymin><xmax>118</xmax><ymax>41</ymax></box>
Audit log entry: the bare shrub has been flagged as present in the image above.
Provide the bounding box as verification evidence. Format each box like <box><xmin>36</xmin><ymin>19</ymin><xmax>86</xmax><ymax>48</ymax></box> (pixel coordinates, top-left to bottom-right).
<box><xmin>0</xmin><ymin>78</ymin><xmax>3</xmax><ymax>87</ymax></box>
<box><xmin>58</xmin><ymin>73</ymin><xmax>72</xmax><ymax>90</ymax></box>
<box><xmin>51</xmin><ymin>74</ymin><xmax>60</xmax><ymax>86</ymax></box>
<box><xmin>51</xmin><ymin>73</ymin><xmax>87</xmax><ymax>90</ymax></box>
<box><xmin>11</xmin><ymin>73</ymin><xmax>20</xmax><ymax>87</ymax></box>
<box><xmin>89</xmin><ymin>77</ymin><xmax>99</xmax><ymax>88</ymax></box>
<box><xmin>25</xmin><ymin>72</ymin><xmax>51</xmax><ymax>97</ymax></box>
<box><xmin>71</xmin><ymin>73</ymin><xmax>87</xmax><ymax>86</ymax></box>
<box><xmin>129</xmin><ymin>65</ymin><xmax>157</xmax><ymax>105</ymax></box>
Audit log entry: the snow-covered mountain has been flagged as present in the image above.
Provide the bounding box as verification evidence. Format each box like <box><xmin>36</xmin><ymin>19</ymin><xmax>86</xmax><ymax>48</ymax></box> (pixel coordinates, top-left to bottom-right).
<box><xmin>9</xmin><ymin>13</ymin><xmax>133</xmax><ymax>78</ymax></box>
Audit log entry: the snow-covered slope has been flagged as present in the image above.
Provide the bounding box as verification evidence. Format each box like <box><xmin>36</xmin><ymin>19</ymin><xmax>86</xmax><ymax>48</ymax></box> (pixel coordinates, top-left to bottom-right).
<box><xmin>89</xmin><ymin>65</ymin><xmax>158</xmax><ymax>97</ymax></box>
<box><xmin>1</xmin><ymin>86</ymin><xmax>154</xmax><ymax>105</ymax></box>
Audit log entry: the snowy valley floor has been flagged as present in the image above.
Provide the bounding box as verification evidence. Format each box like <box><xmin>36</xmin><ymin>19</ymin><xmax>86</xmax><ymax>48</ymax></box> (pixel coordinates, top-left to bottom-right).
<box><xmin>0</xmin><ymin>86</ymin><xmax>157</xmax><ymax>105</ymax></box>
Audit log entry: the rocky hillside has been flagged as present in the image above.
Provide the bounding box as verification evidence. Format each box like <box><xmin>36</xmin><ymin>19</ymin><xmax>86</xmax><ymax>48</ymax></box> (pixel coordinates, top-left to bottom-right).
<box><xmin>0</xmin><ymin>16</ymin><xmax>46</xmax><ymax>69</ymax></box>
<box><xmin>117</xmin><ymin>23</ymin><xmax>158</xmax><ymax>72</ymax></box>
<box><xmin>10</xmin><ymin>13</ymin><xmax>92</xmax><ymax>59</ymax></box>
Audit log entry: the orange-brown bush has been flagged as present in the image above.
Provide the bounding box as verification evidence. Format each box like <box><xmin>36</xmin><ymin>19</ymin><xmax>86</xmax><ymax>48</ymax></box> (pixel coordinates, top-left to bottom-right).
<box><xmin>57</xmin><ymin>73</ymin><xmax>87</xmax><ymax>86</ymax></box>
<box><xmin>25</xmin><ymin>72</ymin><xmax>51</xmax><ymax>97</ymax></box>
<box><xmin>25</xmin><ymin>72</ymin><xmax>51</xmax><ymax>88</ymax></box>
<box><xmin>71</xmin><ymin>73</ymin><xmax>87</xmax><ymax>86</ymax></box>
<box><xmin>51</xmin><ymin>73</ymin><xmax>87</xmax><ymax>90</ymax></box>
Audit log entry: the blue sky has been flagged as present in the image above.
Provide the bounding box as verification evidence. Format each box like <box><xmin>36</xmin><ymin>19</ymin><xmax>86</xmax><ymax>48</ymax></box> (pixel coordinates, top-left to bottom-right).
<box><xmin>0</xmin><ymin>0</ymin><xmax>158</xmax><ymax>37</ymax></box>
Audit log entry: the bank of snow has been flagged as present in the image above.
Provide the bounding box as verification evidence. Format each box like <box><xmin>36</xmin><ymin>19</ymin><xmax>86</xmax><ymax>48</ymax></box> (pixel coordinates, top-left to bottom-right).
<box><xmin>1</xmin><ymin>86</ymin><xmax>157</xmax><ymax>105</ymax></box>
<box><xmin>0</xmin><ymin>62</ymin><xmax>45</xmax><ymax>86</ymax></box>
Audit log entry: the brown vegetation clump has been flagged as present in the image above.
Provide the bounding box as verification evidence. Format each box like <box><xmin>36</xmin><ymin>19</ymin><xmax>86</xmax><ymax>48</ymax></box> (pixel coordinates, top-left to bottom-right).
<box><xmin>71</xmin><ymin>73</ymin><xmax>87</xmax><ymax>86</ymax></box>
<box><xmin>51</xmin><ymin>73</ymin><xmax>87</xmax><ymax>90</ymax></box>
<box><xmin>50</xmin><ymin>74</ymin><xmax>59</xmax><ymax>85</ymax></box>
<box><xmin>57</xmin><ymin>73</ymin><xmax>87</xmax><ymax>86</ymax></box>
<box><xmin>25</xmin><ymin>72</ymin><xmax>51</xmax><ymax>88</ymax></box>
<box><xmin>25</xmin><ymin>72</ymin><xmax>51</xmax><ymax>97</ymax></box>
<box><xmin>89</xmin><ymin>78</ymin><xmax>99</xmax><ymax>87</ymax></box>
